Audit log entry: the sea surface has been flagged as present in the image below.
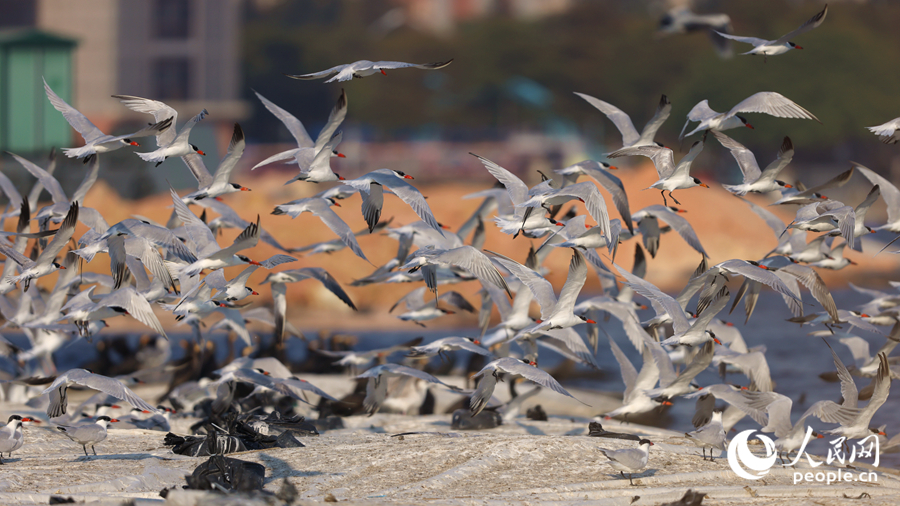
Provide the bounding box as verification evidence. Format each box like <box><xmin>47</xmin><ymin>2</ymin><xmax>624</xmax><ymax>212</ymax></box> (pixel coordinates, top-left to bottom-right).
<box><xmin>15</xmin><ymin>289</ymin><xmax>899</xmax><ymax>469</ymax></box>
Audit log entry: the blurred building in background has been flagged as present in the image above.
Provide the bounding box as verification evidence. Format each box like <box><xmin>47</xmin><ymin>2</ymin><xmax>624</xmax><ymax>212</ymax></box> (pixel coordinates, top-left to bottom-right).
<box><xmin>0</xmin><ymin>0</ymin><xmax>248</xmax><ymax>195</ymax></box>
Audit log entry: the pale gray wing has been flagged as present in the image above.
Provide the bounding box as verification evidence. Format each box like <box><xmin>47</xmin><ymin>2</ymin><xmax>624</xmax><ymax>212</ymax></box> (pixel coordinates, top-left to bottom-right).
<box><xmin>838</xmin><ymin>336</ymin><xmax>871</xmax><ymax>367</ymax></box>
<box><xmin>607</xmin><ymin>145</ymin><xmax>676</xmax><ymax>179</ymax></box>
<box><xmin>573</xmin><ymin>92</ymin><xmax>639</xmax><ymax>146</ymax></box>
<box><xmin>718</xmin><ymin>351</ymin><xmax>771</xmax><ymax>392</ymax></box>
<box><xmin>169</xmin><ymin>188</ymin><xmax>217</xmax><ymax>256</ymax></box>
<box><xmin>104</xmin><ymin>287</ymin><xmax>168</xmax><ymax>339</ymax></box>
<box><xmin>565</xmin><ymin>161</ymin><xmax>633</xmax><ymax>233</ymax></box>
<box><xmin>776</xmin><ymin>263</ymin><xmax>838</xmax><ymax>322</ymax></box>
<box><xmin>44</xmin><ymin>369</ymin><xmax>159</xmax><ymax>416</ymax></box>
<box><xmin>202</xmin><ymin>269</ymin><xmax>229</xmax><ymax>292</ymax></box>
<box><xmin>608</xmin><ymin>335</ymin><xmax>638</xmax><ymax>399</ymax></box>
<box><xmin>717</xmin><ymin>259</ymin><xmax>802</xmax><ymax>315</ymax></box>
<box><xmin>470</xmin><ymin>365</ymin><xmax>498</xmax><ymax>415</ymax></box>
<box><xmin>489</xmin><ymin>252</ymin><xmax>556</xmax><ymax>318</ymax></box>
<box><xmin>437</xmin><ymin>246</ymin><xmax>510</xmax><ymax>296</ymax></box>
<box><xmin>113</xmin><ymin>95</ymin><xmax>179</xmax><ymax>146</ymax></box>
<box><xmin>173</xmin><ymin>109</ymin><xmax>209</xmax><ymax>146</ymax></box>
<box><xmin>824</xmin><ymin>339</ymin><xmax>859</xmax><ymax>409</ymax></box>
<box><xmin>0</xmin><ymin>170</ymin><xmax>23</xmax><ymax>210</ymax></box>
<box><xmin>311</xmin><ymin>202</ymin><xmax>369</xmax><ymax>262</ymax></box>
<box><xmin>713</xmin><ymin>31</ymin><xmax>769</xmax><ymax>47</ymax></box>
<box><xmin>276</xmin><ymin>377</ymin><xmax>339</xmax><ymax>402</ymax></box>
<box><xmin>471</xmin><ymin>153</ymin><xmax>529</xmax><ymax>205</ymax></box>
<box><xmin>210</xmin><ymin>123</ymin><xmax>246</xmax><ymax>186</ymax></box>
<box><xmin>377</xmin><ymin>175</ymin><xmax>442</xmax><ymax>233</ymax></box>
<box><xmin>7</xmin><ymin>152</ymin><xmax>68</xmax><ymax>204</ymax></box>
<box><xmin>797</xmin><ymin>399</ymin><xmax>861</xmax><ymax>427</ymax></box>
<box><xmin>181</xmin><ymin>153</ymin><xmax>214</xmax><ymax>188</ymax></box>
<box><xmin>257</xmin><ymin>254</ymin><xmax>296</xmax><ymax>270</ymax></box>
<box><xmin>653</xmin><ymin>208</ymin><xmax>708</xmax><ymax>257</ymax></box>
<box><xmin>686</xmin><ymin>99</ymin><xmax>719</xmax><ymax>122</ymax></box>
<box><xmin>108</xmin><ymin>235</ymin><xmax>128</xmax><ymax>289</ymax></box>
<box><xmin>124</xmin><ymin>255</ymin><xmax>153</xmax><ymax>293</ymax></box>
<box><xmin>194</xmin><ymin>198</ymin><xmax>290</xmax><ymax>254</ymax></box>
<box><xmin>678</xmin><ymin>340</ymin><xmax>715</xmax><ymax>385</ymax></box>
<box><xmin>853</xmin><ymin>163</ymin><xmax>900</xmax><ymax>227</ymax></box>
<box><xmin>44</xmin><ymin>78</ymin><xmax>105</xmax><ymax>143</ymax></box>
<box><xmin>558</xmin><ymin>183</ymin><xmax>612</xmax><ymax>244</ymax></box>
<box><xmin>71</xmin><ymin>156</ymin><xmax>100</xmax><ymax>204</ymax></box>
<box><xmin>372</xmin><ymin>59</ymin><xmax>454</xmax><ymax>70</ymax></box>
<box><xmin>360</xmin><ymin>182</ymin><xmax>383</xmax><ymax>233</ymax></box>
<box><xmin>271</xmin><ymin>281</ymin><xmax>287</xmax><ymax>341</ymax></box>
<box><xmin>285</xmin><ymin>63</ymin><xmax>348</xmax><ymax>80</ymax></box>
<box><xmin>495</xmin><ymin>357</ymin><xmax>586</xmax><ymax>404</ymax></box>
<box><xmin>639</xmin><ymin>94</ymin><xmax>672</xmax><ymax>144</ymax></box>
<box><xmin>253</xmin><ymin>90</ymin><xmax>313</xmax><ymax>148</ymax></box>
<box><xmin>727</xmin><ymin>92</ymin><xmax>821</xmax><ymax>123</ymax></box>
<box><xmin>214</xmin><ymin>307</ymin><xmax>251</xmax><ymax>345</ymax></box>
<box><xmin>855</xmin><ymin>353</ymin><xmax>890</xmax><ymax>425</ymax></box>
<box><xmin>757</xmin><ymin>137</ymin><xmax>794</xmax><ymax>183</ymax></box>
<box><xmin>554</xmin><ymin>249</ymin><xmax>588</xmax><ymax>314</ymax></box>
<box><xmin>315</xmin><ymin>89</ymin><xmax>348</xmax><ymax>152</ymax></box>
<box><xmin>614</xmin><ymin>263</ymin><xmax>691</xmax><ymax>334</ymax></box>
<box><xmin>772</xmin><ymin>4</ymin><xmax>828</xmax><ymax>46</ymax></box>
<box><xmin>641</xmin><ymin>336</ymin><xmax>677</xmax><ymax>387</ymax></box>
<box><xmin>739</xmin><ymin>197</ymin><xmax>785</xmax><ymax>237</ymax></box>
<box><xmin>36</xmin><ymin>202</ymin><xmax>78</xmax><ymax>265</ymax></box>
<box><xmin>391</xmin><ymin>286</ymin><xmax>428</xmax><ymax>313</ymax></box>
<box><xmin>216</xmin><ymin>217</ymin><xmax>260</xmax><ymax>258</ymax></box>
<box><xmin>266</xmin><ymin>268</ymin><xmax>357</xmax><ymax>311</ymax></box>
<box><xmin>712</xmin><ymin>130</ymin><xmax>760</xmax><ymax>183</ymax></box>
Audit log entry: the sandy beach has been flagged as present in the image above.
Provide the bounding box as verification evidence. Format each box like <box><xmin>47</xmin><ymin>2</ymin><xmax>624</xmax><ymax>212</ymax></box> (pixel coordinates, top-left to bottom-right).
<box><xmin>1</xmin><ymin>381</ymin><xmax>896</xmax><ymax>506</ymax></box>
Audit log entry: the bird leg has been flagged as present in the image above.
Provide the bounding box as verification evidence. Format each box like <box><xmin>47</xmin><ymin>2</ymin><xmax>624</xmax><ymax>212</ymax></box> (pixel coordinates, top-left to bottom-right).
<box><xmin>626</xmin><ymin>472</ymin><xmax>635</xmax><ymax>486</ymax></box>
<box><xmin>92</xmin><ymin>444</ymin><xmax>97</xmax><ymax>456</ymax></box>
<box><xmin>702</xmin><ymin>447</ymin><xmax>706</xmax><ymax>461</ymax></box>
<box><xmin>660</xmin><ymin>190</ymin><xmax>668</xmax><ymax>207</ymax></box>
<box><xmin>668</xmin><ymin>191</ymin><xmax>681</xmax><ymax>205</ymax></box>
<box><xmin>82</xmin><ymin>445</ymin><xmax>89</xmax><ymax>457</ymax></box>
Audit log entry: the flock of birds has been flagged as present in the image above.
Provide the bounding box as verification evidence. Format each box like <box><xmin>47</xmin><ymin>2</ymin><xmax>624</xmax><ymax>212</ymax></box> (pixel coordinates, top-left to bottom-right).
<box><xmin>0</xmin><ymin>3</ymin><xmax>900</xmax><ymax>492</ymax></box>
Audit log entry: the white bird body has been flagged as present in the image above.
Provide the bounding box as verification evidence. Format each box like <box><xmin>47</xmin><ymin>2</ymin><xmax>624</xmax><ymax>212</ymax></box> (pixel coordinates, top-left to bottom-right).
<box><xmin>679</xmin><ymin>92</ymin><xmax>820</xmax><ymax>140</ymax></box>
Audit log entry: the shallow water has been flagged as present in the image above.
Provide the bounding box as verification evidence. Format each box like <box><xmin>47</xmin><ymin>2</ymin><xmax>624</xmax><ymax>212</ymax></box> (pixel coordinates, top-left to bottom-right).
<box><xmin>18</xmin><ymin>289</ymin><xmax>899</xmax><ymax>469</ymax></box>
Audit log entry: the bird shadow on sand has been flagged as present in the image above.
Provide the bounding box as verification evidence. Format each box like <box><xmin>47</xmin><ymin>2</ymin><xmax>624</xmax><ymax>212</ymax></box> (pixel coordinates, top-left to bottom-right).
<box><xmin>66</xmin><ymin>452</ymin><xmax>170</xmax><ymax>462</ymax></box>
<box><xmin>259</xmin><ymin>452</ymin><xmax>333</xmax><ymax>483</ymax></box>
<box><xmin>515</xmin><ymin>422</ymin><xmax>546</xmax><ymax>436</ymax></box>
<box><xmin>604</xmin><ymin>469</ymin><xmax>658</xmax><ymax>483</ymax></box>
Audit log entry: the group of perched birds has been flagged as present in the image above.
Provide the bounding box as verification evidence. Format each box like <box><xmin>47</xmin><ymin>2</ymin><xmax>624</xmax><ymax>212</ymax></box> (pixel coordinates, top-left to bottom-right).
<box><xmin>0</xmin><ymin>4</ymin><xmax>898</xmax><ymax>494</ymax></box>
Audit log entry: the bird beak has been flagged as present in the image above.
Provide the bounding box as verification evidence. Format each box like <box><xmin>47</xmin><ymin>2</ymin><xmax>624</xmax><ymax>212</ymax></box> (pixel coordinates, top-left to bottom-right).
<box><xmin>249</xmin><ymin>260</ymin><xmax>261</xmax><ymax>266</ymax></box>
<box><xmin>758</xmin><ymin>265</ymin><xmax>769</xmax><ymax>270</ymax></box>
<box><xmin>640</xmin><ymin>305</ymin><xmax>648</xmax><ymax>310</ymax></box>
<box><xmin>697</xmin><ymin>387</ymin><xmax>704</xmax><ymax>391</ymax></box>
<box><xmin>130</xmin><ymin>141</ymin><xmax>140</xmax><ymax>146</ymax></box>
<box><xmin>338</xmin><ymin>176</ymin><xmax>345</xmax><ymax>180</ymax></box>
<box><xmin>473</xmin><ymin>340</ymin><xmax>481</xmax><ymax>345</ymax></box>
<box><xmin>849</xmin><ymin>259</ymin><xmax>859</xmax><ymax>266</ymax></box>
<box><xmin>726</xmin><ymin>322</ymin><xmax>734</xmax><ymax>327</ymax></box>
<box><xmin>440</xmin><ymin>224</ymin><xmax>451</xmax><ymax>229</ymax></box>
<box><xmin>332</xmin><ymin>201</ymin><xmax>341</xmax><ymax>207</ymax></box>
<box><xmin>337</xmin><ymin>152</ymin><xmax>346</xmax><ymax>158</ymax></box>
<box><xmin>380</xmin><ymin>69</ymin><xmax>387</xmax><ymax>75</ymax></box>
<box><xmin>528</xmin><ymin>361</ymin><xmax>537</xmax><ymax>366</ymax></box>
<box><xmin>860</xmin><ymin>313</ymin><xmax>870</xmax><ymax>318</ymax></box>
<box><xmin>404</xmin><ymin>175</ymin><xmax>414</xmax><ymax>179</ymax></box>
<box><xmin>535</xmin><ymin>319</ymin><xmax>543</xmax><ymax>324</ymax></box>
<box><xmin>142</xmin><ymin>410</ymin><xmax>151</xmax><ymax>414</ymax></box>
<box><xmin>251</xmin><ymin>291</ymin><xmax>259</xmax><ymax>296</ymax></box>
<box><xmin>676</xmin><ymin>209</ymin><xmax>687</xmax><ymax>213</ymax></box>
<box><xmin>879</xmin><ymin>431</ymin><xmax>886</xmax><ymax>436</ymax></box>
<box><xmin>240</xmin><ymin>187</ymin><xmax>251</xmax><ymax>192</ymax></box>
<box><xmin>661</xmin><ymin>400</ymin><xmax>673</xmax><ymax>406</ymax></box>
<box><xmin>585</xmin><ymin>319</ymin><xmax>597</xmax><ymax>324</ymax></box>
<box><xmin>110</xmin><ymin>419</ymin><xmax>120</xmax><ymax>423</ymax></box>
<box><xmin>262</xmin><ymin>371</ymin><xmax>270</xmax><ymax>376</ymax></box>
<box><xmin>58</xmin><ymin>265</ymin><xmax>67</xmax><ymax>270</ymax></box>
<box><xmin>713</xmin><ymin>337</ymin><xmax>722</xmax><ymax>345</ymax></box>
<box><xmin>214</xmin><ymin>197</ymin><xmax>224</xmax><ymax>201</ymax></box>
<box><xmin>444</xmin><ymin>310</ymin><xmax>456</xmax><ymax>315</ymax></box>
<box><xmin>197</xmin><ymin>150</ymin><xmax>206</xmax><ymax>156</ymax></box>
<box><xmin>784</xmin><ymin>184</ymin><xmax>793</xmax><ymax>189</ymax></box>
<box><xmin>608</xmin><ymin>166</ymin><xmax>618</xmax><ymax>170</ymax></box>
<box><xmin>218</xmin><ymin>302</ymin><xmax>228</xmax><ymax>307</ymax></box>
<box><xmin>585</xmin><ymin>224</ymin><xmax>591</xmax><ymax>228</ymax></box>
<box><xmin>555</xmin><ymin>222</ymin><xmax>565</xmax><ymax>226</ymax></box>
<box><xmin>816</xmin><ymin>433</ymin><xmax>825</xmax><ymax>439</ymax></box>
<box><xmin>745</xmin><ymin>123</ymin><xmax>754</xmax><ymax>130</ymax></box>
<box><xmin>111</xmin><ymin>405</ymin><xmax>121</xmax><ymax>409</ymax></box>
<box><xmin>699</xmin><ymin>183</ymin><xmax>710</xmax><ymax>188</ymax></box>
<box><xmin>795</xmin><ymin>45</ymin><xmax>804</xmax><ymax>50</ymax></box>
